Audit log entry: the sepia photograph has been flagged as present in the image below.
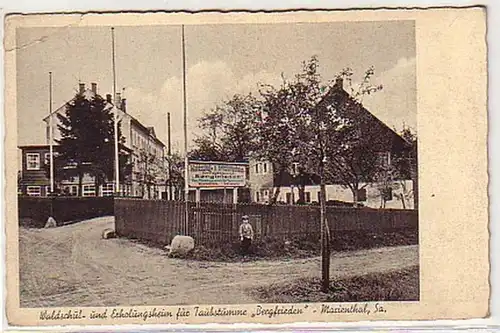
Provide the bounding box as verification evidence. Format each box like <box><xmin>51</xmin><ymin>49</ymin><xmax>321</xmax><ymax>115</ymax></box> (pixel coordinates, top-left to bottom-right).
<box><xmin>4</xmin><ymin>8</ymin><xmax>488</xmax><ymax>326</ymax></box>
<box><xmin>16</xmin><ymin>20</ymin><xmax>418</xmax><ymax>308</ymax></box>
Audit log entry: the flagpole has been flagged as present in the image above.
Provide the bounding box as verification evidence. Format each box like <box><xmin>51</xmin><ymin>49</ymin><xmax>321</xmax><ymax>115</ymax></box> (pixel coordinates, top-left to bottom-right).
<box><xmin>167</xmin><ymin>112</ymin><xmax>172</xmax><ymax>200</ymax></box>
<box><xmin>112</xmin><ymin>27</ymin><xmax>120</xmax><ymax>196</ymax></box>
<box><xmin>182</xmin><ymin>24</ymin><xmax>189</xmax><ymax>234</ymax></box>
<box><xmin>49</xmin><ymin>72</ymin><xmax>54</xmax><ymax>194</ymax></box>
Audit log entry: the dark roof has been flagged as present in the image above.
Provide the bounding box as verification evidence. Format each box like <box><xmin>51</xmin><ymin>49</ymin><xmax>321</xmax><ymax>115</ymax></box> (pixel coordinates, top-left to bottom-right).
<box><xmin>18</xmin><ymin>145</ymin><xmax>50</xmax><ymax>150</ymax></box>
<box><xmin>317</xmin><ymin>80</ymin><xmax>411</xmax><ymax>153</ymax></box>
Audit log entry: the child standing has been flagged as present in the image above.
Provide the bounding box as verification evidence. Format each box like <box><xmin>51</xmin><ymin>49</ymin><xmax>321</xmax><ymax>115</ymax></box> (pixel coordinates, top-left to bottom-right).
<box><xmin>239</xmin><ymin>215</ymin><xmax>254</xmax><ymax>255</ymax></box>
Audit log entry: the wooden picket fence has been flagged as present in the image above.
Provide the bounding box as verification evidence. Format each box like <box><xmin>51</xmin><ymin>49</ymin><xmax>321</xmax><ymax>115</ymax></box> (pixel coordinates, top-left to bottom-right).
<box><xmin>115</xmin><ymin>198</ymin><xmax>418</xmax><ymax>247</ymax></box>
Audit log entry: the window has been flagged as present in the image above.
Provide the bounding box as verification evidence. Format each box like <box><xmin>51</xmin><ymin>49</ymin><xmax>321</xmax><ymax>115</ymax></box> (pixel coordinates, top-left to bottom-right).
<box><xmin>27</xmin><ymin>186</ymin><xmax>41</xmax><ymax>196</ymax></box>
<box><xmin>101</xmin><ymin>183</ymin><xmax>115</xmax><ymax>197</ymax></box>
<box><xmin>305</xmin><ymin>192</ymin><xmax>311</xmax><ymax>203</ymax></box>
<box><xmin>82</xmin><ymin>185</ymin><xmax>96</xmax><ymax>197</ymax></box>
<box><xmin>63</xmin><ymin>185</ymin><xmax>78</xmax><ymax>196</ymax></box>
<box><xmin>286</xmin><ymin>192</ymin><xmax>292</xmax><ymax>204</ymax></box>
<box><xmin>255</xmin><ymin>164</ymin><xmax>260</xmax><ymax>174</ymax></box>
<box><xmin>26</xmin><ymin>153</ymin><xmax>40</xmax><ymax>170</ymax></box>
<box><xmin>256</xmin><ymin>191</ymin><xmax>260</xmax><ymax>202</ymax></box>
<box><xmin>262</xmin><ymin>163</ymin><xmax>268</xmax><ymax>174</ymax></box>
<box><xmin>291</xmin><ymin>163</ymin><xmax>299</xmax><ymax>175</ymax></box>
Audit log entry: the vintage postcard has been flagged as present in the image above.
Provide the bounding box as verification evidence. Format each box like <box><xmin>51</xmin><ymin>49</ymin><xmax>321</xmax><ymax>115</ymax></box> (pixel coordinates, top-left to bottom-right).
<box><xmin>4</xmin><ymin>8</ymin><xmax>488</xmax><ymax>327</ymax></box>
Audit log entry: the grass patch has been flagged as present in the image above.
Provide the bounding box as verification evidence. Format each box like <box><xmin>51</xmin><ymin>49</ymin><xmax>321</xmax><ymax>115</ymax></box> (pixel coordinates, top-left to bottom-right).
<box><xmin>119</xmin><ymin>228</ymin><xmax>418</xmax><ymax>262</ymax></box>
<box><xmin>251</xmin><ymin>265</ymin><xmax>419</xmax><ymax>303</ymax></box>
<box><xmin>174</xmin><ymin>229</ymin><xmax>418</xmax><ymax>262</ymax></box>
<box><xmin>174</xmin><ymin>238</ymin><xmax>316</xmax><ymax>262</ymax></box>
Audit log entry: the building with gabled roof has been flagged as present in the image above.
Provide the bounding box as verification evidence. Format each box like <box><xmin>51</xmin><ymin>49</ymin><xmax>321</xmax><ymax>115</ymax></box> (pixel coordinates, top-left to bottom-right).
<box><xmin>249</xmin><ymin>77</ymin><xmax>416</xmax><ymax>209</ymax></box>
<box><xmin>19</xmin><ymin>82</ymin><xmax>166</xmax><ymax>198</ymax></box>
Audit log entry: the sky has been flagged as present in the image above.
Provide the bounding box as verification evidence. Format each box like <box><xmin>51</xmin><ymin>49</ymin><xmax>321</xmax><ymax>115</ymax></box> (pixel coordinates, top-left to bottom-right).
<box><xmin>16</xmin><ymin>21</ymin><xmax>416</xmax><ymax>153</ymax></box>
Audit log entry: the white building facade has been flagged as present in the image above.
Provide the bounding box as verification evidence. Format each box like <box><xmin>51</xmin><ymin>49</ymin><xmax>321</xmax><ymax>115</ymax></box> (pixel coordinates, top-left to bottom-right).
<box><xmin>42</xmin><ymin>82</ymin><xmax>166</xmax><ymax>198</ymax></box>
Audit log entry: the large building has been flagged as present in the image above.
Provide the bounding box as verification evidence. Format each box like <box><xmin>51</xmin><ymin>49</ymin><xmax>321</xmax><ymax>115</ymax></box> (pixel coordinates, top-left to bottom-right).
<box><xmin>248</xmin><ymin>78</ymin><xmax>417</xmax><ymax>209</ymax></box>
<box><xmin>18</xmin><ymin>82</ymin><xmax>166</xmax><ymax>198</ymax></box>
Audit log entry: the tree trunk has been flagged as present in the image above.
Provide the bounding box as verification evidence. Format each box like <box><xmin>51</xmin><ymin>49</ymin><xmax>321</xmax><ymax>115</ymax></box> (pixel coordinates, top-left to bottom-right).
<box><xmin>352</xmin><ymin>186</ymin><xmax>358</xmax><ymax>208</ymax></box>
<box><xmin>297</xmin><ymin>184</ymin><xmax>306</xmax><ymax>204</ymax></box>
<box><xmin>412</xmin><ymin>148</ymin><xmax>419</xmax><ymax>210</ymax></box>
<box><xmin>78</xmin><ymin>166</ymin><xmax>83</xmax><ymax>197</ymax></box>
<box><xmin>269</xmin><ymin>186</ymin><xmax>281</xmax><ymax>205</ymax></box>
<box><xmin>399</xmin><ymin>181</ymin><xmax>407</xmax><ymax>209</ymax></box>
<box><xmin>94</xmin><ymin>175</ymin><xmax>99</xmax><ymax>197</ymax></box>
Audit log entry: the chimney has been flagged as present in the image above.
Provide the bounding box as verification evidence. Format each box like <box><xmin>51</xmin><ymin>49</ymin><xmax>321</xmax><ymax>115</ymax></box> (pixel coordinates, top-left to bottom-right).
<box><xmin>79</xmin><ymin>83</ymin><xmax>85</xmax><ymax>94</ymax></box>
<box><xmin>334</xmin><ymin>77</ymin><xmax>343</xmax><ymax>90</ymax></box>
<box><xmin>121</xmin><ymin>98</ymin><xmax>127</xmax><ymax>113</ymax></box>
<box><xmin>106</xmin><ymin>94</ymin><xmax>112</xmax><ymax>103</ymax></box>
<box><xmin>91</xmin><ymin>82</ymin><xmax>97</xmax><ymax>94</ymax></box>
<box><xmin>115</xmin><ymin>92</ymin><xmax>121</xmax><ymax>107</ymax></box>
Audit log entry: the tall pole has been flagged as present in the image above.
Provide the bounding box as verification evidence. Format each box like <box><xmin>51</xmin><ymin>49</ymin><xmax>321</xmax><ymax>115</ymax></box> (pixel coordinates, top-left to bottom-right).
<box><xmin>319</xmin><ymin>159</ymin><xmax>330</xmax><ymax>292</ymax></box>
<box><xmin>167</xmin><ymin>112</ymin><xmax>172</xmax><ymax>200</ymax></box>
<box><xmin>49</xmin><ymin>72</ymin><xmax>54</xmax><ymax>194</ymax></box>
<box><xmin>112</xmin><ymin>27</ymin><xmax>120</xmax><ymax>195</ymax></box>
<box><xmin>182</xmin><ymin>24</ymin><xmax>189</xmax><ymax>234</ymax></box>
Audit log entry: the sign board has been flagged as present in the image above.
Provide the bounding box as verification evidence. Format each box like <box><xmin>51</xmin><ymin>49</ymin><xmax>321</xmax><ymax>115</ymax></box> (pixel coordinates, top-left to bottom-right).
<box><xmin>188</xmin><ymin>161</ymin><xmax>247</xmax><ymax>188</ymax></box>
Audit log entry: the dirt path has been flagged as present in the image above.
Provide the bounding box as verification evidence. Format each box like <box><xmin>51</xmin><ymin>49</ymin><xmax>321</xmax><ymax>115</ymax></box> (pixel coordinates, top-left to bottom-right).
<box><xmin>19</xmin><ymin>216</ymin><xmax>418</xmax><ymax>307</ymax></box>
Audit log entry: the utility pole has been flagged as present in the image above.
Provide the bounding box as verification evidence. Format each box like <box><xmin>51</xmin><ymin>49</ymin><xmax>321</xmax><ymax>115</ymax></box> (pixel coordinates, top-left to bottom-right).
<box><xmin>48</xmin><ymin>72</ymin><xmax>54</xmax><ymax>194</ymax></box>
<box><xmin>181</xmin><ymin>24</ymin><xmax>189</xmax><ymax>234</ymax></box>
<box><xmin>319</xmin><ymin>156</ymin><xmax>330</xmax><ymax>292</ymax></box>
<box><xmin>111</xmin><ymin>27</ymin><xmax>120</xmax><ymax>196</ymax></box>
<box><xmin>167</xmin><ymin>112</ymin><xmax>172</xmax><ymax>200</ymax></box>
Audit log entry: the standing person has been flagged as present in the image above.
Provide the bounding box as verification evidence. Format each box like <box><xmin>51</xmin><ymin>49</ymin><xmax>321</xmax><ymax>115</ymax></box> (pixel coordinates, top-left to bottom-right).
<box><xmin>239</xmin><ymin>215</ymin><xmax>254</xmax><ymax>255</ymax></box>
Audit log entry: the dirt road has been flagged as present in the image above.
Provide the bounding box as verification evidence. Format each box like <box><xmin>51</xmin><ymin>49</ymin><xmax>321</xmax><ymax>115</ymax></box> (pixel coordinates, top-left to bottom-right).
<box><xmin>19</xmin><ymin>216</ymin><xmax>418</xmax><ymax>307</ymax></box>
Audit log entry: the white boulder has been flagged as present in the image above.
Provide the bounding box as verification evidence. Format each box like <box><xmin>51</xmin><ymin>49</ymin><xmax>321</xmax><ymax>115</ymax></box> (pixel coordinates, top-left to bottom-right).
<box><xmin>168</xmin><ymin>235</ymin><xmax>195</xmax><ymax>256</ymax></box>
<box><xmin>44</xmin><ymin>216</ymin><xmax>57</xmax><ymax>228</ymax></box>
<box><xmin>102</xmin><ymin>228</ymin><xmax>116</xmax><ymax>239</ymax></box>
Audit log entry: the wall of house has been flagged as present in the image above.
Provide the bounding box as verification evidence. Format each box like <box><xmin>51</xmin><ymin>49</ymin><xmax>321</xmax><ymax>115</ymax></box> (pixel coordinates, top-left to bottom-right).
<box><xmin>272</xmin><ymin>180</ymin><xmax>414</xmax><ymax>209</ymax></box>
<box><xmin>19</xmin><ymin>146</ymin><xmax>129</xmax><ymax>197</ymax></box>
<box><xmin>130</xmin><ymin>123</ymin><xmax>165</xmax><ymax>199</ymax></box>
<box><xmin>20</xmin><ymin>147</ymin><xmax>50</xmax><ymax>188</ymax></box>
<box><xmin>248</xmin><ymin>159</ymin><xmax>274</xmax><ymax>203</ymax></box>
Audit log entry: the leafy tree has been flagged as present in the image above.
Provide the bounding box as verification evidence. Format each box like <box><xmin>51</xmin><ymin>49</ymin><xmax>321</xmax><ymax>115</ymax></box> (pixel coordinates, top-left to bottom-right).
<box><xmin>189</xmin><ymin>136</ymin><xmax>224</xmax><ymax>161</ymax></box>
<box><xmin>371</xmin><ymin>126</ymin><xmax>417</xmax><ymax>209</ymax></box>
<box><xmin>165</xmin><ymin>152</ymin><xmax>185</xmax><ymax>200</ymax></box>
<box><xmin>134</xmin><ymin>148</ymin><xmax>164</xmax><ymax>199</ymax></box>
<box><xmin>190</xmin><ymin>93</ymin><xmax>260</xmax><ymax>162</ymax></box>
<box><xmin>396</xmin><ymin>126</ymin><xmax>418</xmax><ymax>209</ymax></box>
<box><xmin>253</xmin><ymin>56</ymin><xmax>388</xmax><ymax>291</ymax></box>
<box><xmin>317</xmin><ymin>68</ymin><xmax>385</xmax><ymax>205</ymax></box>
<box><xmin>55</xmin><ymin>92</ymin><xmax>128</xmax><ymax>195</ymax></box>
<box><xmin>255</xmin><ymin>57</ymin><xmax>334</xmax><ymax>204</ymax></box>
